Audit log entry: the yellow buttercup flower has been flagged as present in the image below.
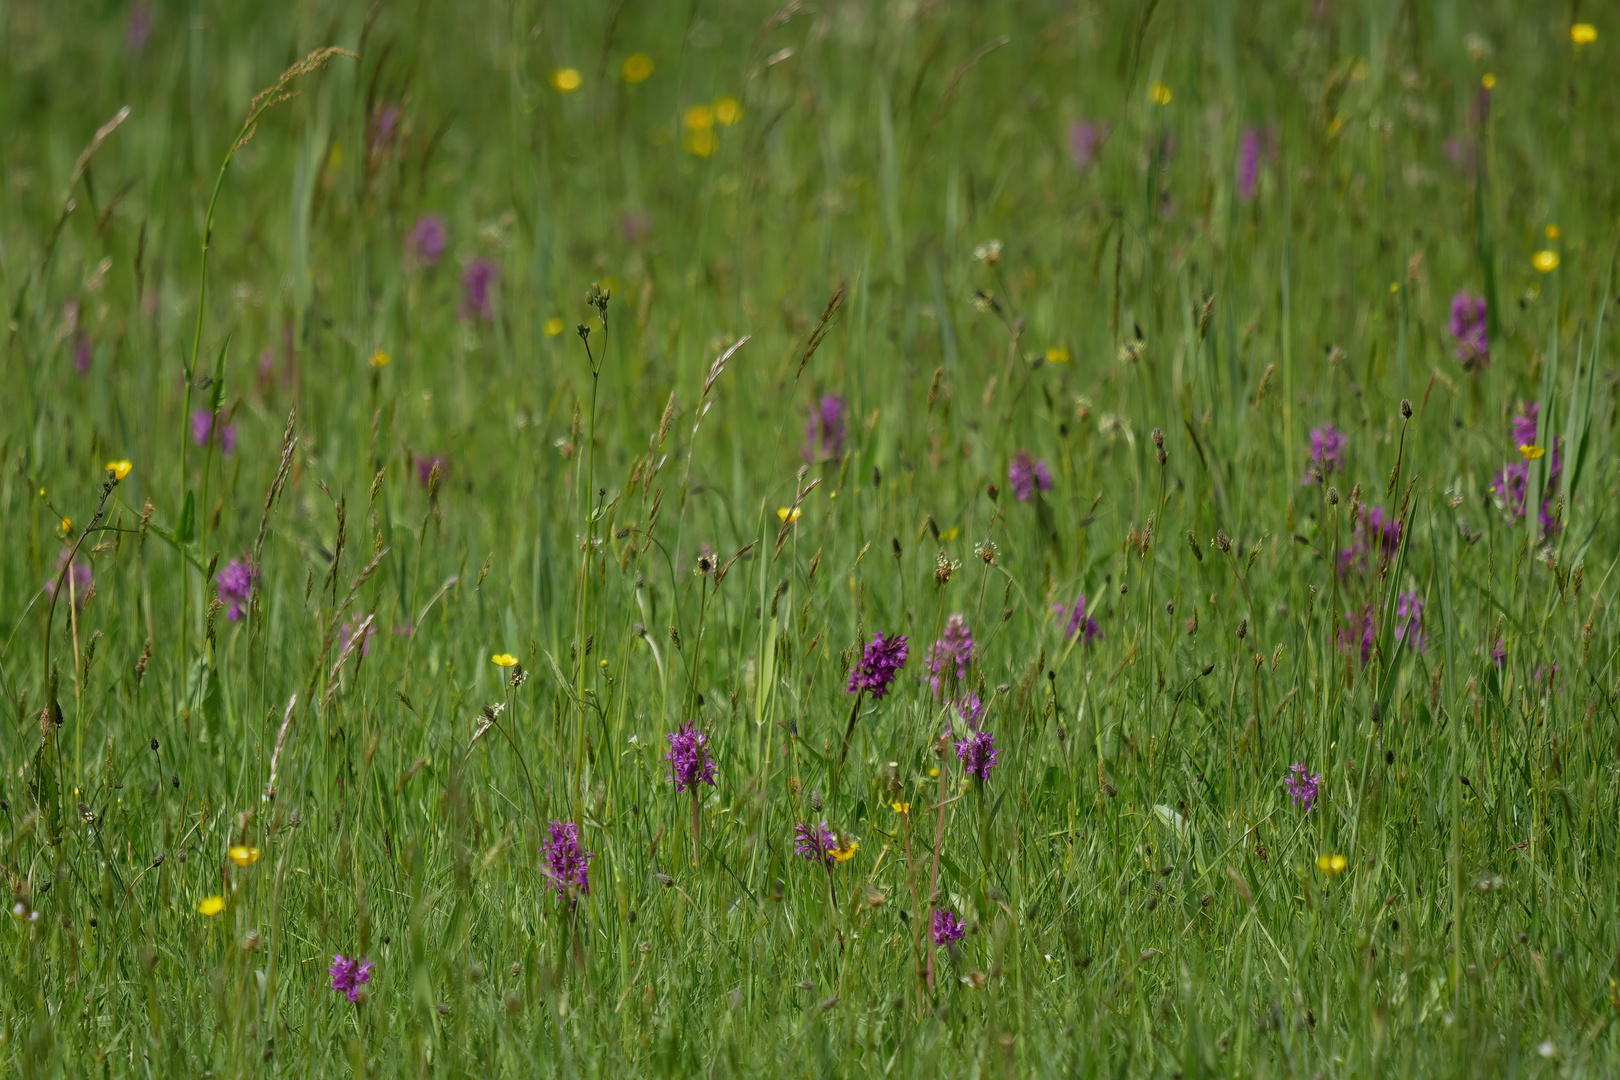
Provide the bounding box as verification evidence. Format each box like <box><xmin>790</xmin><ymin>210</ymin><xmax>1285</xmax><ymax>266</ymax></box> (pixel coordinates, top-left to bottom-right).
<box><xmin>776</xmin><ymin>506</ymin><xmax>801</xmax><ymax>524</ymax></box>
<box><xmin>683</xmin><ymin>104</ymin><xmax>714</xmax><ymax>131</ymax></box>
<box><xmin>58</xmin><ymin>517</ymin><xmax>73</xmax><ymax>537</ymax></box>
<box><xmin>370</xmin><ymin>350</ymin><xmax>389</xmax><ymax>368</ymax></box>
<box><xmin>551</xmin><ymin>68</ymin><xmax>583</xmax><ymax>93</ymax></box>
<box><xmin>1519</xmin><ymin>444</ymin><xmax>1546</xmax><ymax>461</ymax></box>
<box><xmin>196</xmin><ymin>895</ymin><xmax>225</xmax><ymax>916</ymax></box>
<box><xmin>1481</xmin><ymin>73</ymin><xmax>1496</xmax><ymax>89</ymax></box>
<box><xmin>105</xmin><ymin>460</ymin><xmax>132</xmax><ymax>480</ymax></box>
<box><xmin>621</xmin><ymin>52</ymin><xmax>654</xmax><ymax>84</ymax></box>
<box><xmin>1532</xmin><ymin>250</ymin><xmax>1560</xmax><ymax>273</ymax></box>
<box><xmin>491</xmin><ymin>653</ymin><xmax>519</xmax><ymax>667</ymax></box>
<box><xmin>1316</xmin><ymin>853</ymin><xmax>1348</xmax><ymax>875</ymax></box>
<box><xmin>830</xmin><ymin>836</ymin><xmax>859</xmax><ymax>862</ymax></box>
<box><xmin>1045</xmin><ymin>347</ymin><xmax>1070</xmax><ymax>364</ymax></box>
<box><xmin>1571</xmin><ymin>23</ymin><xmax>1597</xmax><ymax>45</ymax></box>
<box><xmin>939</xmin><ymin>526</ymin><xmax>960</xmax><ymax>542</ymax></box>
<box><xmin>890</xmin><ymin>800</ymin><xmax>910</xmax><ymax>814</ymax></box>
<box><xmin>228</xmin><ymin>845</ymin><xmax>261</xmax><ymax>867</ymax></box>
<box><xmin>544</xmin><ymin>317</ymin><xmax>566</xmax><ymax>337</ymax></box>
<box><xmin>683</xmin><ymin>129</ymin><xmax>717</xmax><ymax>158</ymax></box>
<box><xmin>713</xmin><ymin>96</ymin><xmax>742</xmax><ymax>126</ymax></box>
<box><xmin>1149</xmin><ymin>83</ymin><xmax>1172</xmax><ymax>105</ymax></box>
<box><xmin>1545</xmin><ymin>224</ymin><xmax>1560</xmax><ymax>241</ymax></box>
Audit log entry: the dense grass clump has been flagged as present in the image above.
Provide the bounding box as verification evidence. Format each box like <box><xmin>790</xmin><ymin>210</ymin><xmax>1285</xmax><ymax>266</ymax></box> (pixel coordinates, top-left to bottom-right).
<box><xmin>2</xmin><ymin>2</ymin><xmax>1618</xmax><ymax>1075</ymax></box>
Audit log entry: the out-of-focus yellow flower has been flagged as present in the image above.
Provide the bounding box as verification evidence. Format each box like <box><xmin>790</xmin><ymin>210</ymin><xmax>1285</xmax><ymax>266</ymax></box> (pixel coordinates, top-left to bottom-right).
<box><xmin>196</xmin><ymin>895</ymin><xmax>225</xmax><ymax>916</ymax></box>
<box><xmin>491</xmin><ymin>653</ymin><xmax>518</xmax><ymax>667</ymax></box>
<box><xmin>58</xmin><ymin>517</ymin><xmax>73</xmax><ymax>537</ymax></box>
<box><xmin>830</xmin><ymin>836</ymin><xmax>859</xmax><ymax>862</ymax></box>
<box><xmin>928</xmin><ymin>767</ymin><xmax>940</xmax><ymax>778</ymax></box>
<box><xmin>939</xmin><ymin>526</ymin><xmax>960</xmax><ymax>542</ymax></box>
<box><xmin>1316</xmin><ymin>853</ymin><xmax>1348</xmax><ymax>875</ymax></box>
<box><xmin>1532</xmin><ymin>250</ymin><xmax>1560</xmax><ymax>273</ymax></box>
<box><xmin>1571</xmin><ymin>23</ymin><xmax>1597</xmax><ymax>45</ymax></box>
<box><xmin>890</xmin><ymin>800</ymin><xmax>910</xmax><ymax>814</ymax></box>
<box><xmin>713</xmin><ymin>96</ymin><xmax>742</xmax><ymax>126</ymax></box>
<box><xmin>228</xmin><ymin>845</ymin><xmax>261</xmax><ymax>867</ymax></box>
<box><xmin>370</xmin><ymin>350</ymin><xmax>389</xmax><ymax>368</ymax></box>
<box><xmin>1149</xmin><ymin>83</ymin><xmax>1172</xmax><ymax>105</ymax></box>
<box><xmin>684</xmin><ymin>129</ymin><xmax>717</xmax><ymax>158</ymax></box>
<box><xmin>1545</xmin><ymin>224</ymin><xmax>1560</xmax><ymax>241</ymax></box>
<box><xmin>684</xmin><ymin>104</ymin><xmax>714</xmax><ymax>131</ymax></box>
<box><xmin>105</xmin><ymin>460</ymin><xmax>132</xmax><ymax>480</ymax></box>
<box><xmin>1045</xmin><ymin>347</ymin><xmax>1070</xmax><ymax>364</ymax></box>
<box><xmin>777</xmin><ymin>506</ymin><xmax>801</xmax><ymax>524</ymax></box>
<box><xmin>551</xmin><ymin>68</ymin><xmax>583</xmax><ymax>93</ymax></box>
<box><xmin>544</xmin><ymin>317</ymin><xmax>566</xmax><ymax>337</ymax></box>
<box><xmin>621</xmin><ymin>52</ymin><xmax>654</xmax><ymax>84</ymax></box>
<box><xmin>1519</xmin><ymin>444</ymin><xmax>1546</xmax><ymax>461</ymax></box>
<box><xmin>1481</xmin><ymin>73</ymin><xmax>1496</xmax><ymax>89</ymax></box>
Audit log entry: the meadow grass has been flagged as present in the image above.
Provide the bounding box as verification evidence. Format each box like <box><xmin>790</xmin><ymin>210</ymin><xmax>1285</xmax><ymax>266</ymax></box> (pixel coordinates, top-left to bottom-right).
<box><xmin>1</xmin><ymin>1</ymin><xmax>1618</xmax><ymax>1075</ymax></box>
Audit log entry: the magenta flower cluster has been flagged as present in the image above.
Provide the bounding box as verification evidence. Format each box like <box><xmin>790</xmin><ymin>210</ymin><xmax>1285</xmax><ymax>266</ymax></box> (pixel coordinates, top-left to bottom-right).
<box><xmin>1395</xmin><ymin>591</ymin><xmax>1428</xmax><ymax>653</ymax></box>
<box><xmin>1449</xmin><ymin>291</ymin><xmax>1489</xmax><ymax>368</ymax></box>
<box><xmin>328</xmin><ymin>953</ymin><xmax>373</xmax><ymax>1003</ymax></box>
<box><xmin>407</xmin><ymin>215</ymin><xmax>447</xmax><ymax>267</ymax></box>
<box><xmin>1339</xmin><ymin>506</ymin><xmax>1401</xmax><ymax>576</ymax></box>
<box><xmin>216</xmin><ymin>559</ymin><xmax>256</xmax><ymax>621</ymax></box>
<box><xmin>1284</xmin><ymin>764</ymin><xmax>1321</xmax><ymax>811</ymax></box>
<box><xmin>1490</xmin><ymin>402</ymin><xmax>1561</xmax><ymax>535</ymax></box>
<box><xmin>191</xmin><ymin>410</ymin><xmax>237</xmax><ymax>457</ymax></box>
<box><xmin>1007</xmin><ymin>450</ymin><xmax>1053</xmax><ymax>501</ymax></box>
<box><xmin>932</xmin><ymin>908</ymin><xmax>965</xmax><ymax>946</ymax></box>
<box><xmin>803</xmin><ymin>394</ymin><xmax>847</xmax><ymax>463</ymax></box>
<box><xmin>1054</xmin><ymin>593</ymin><xmax>1101</xmax><ymax>646</ymax></box>
<box><xmin>459</xmin><ymin>259</ymin><xmax>499</xmax><ymax>322</ymax></box>
<box><xmin>1302</xmin><ymin>424</ymin><xmax>1346</xmax><ymax>485</ymax></box>
<box><xmin>794</xmin><ymin>820</ymin><xmax>836</xmax><ymax>867</ymax></box>
<box><xmin>955</xmin><ymin>726</ymin><xmax>999</xmax><ymax>782</ymax></box>
<box><xmin>847</xmin><ymin>632</ymin><xmax>908</xmax><ymax>699</ymax></box>
<box><xmin>540</xmin><ymin>821</ymin><xmax>593</xmax><ymax>901</ymax></box>
<box><xmin>666</xmin><ymin>721</ymin><xmax>717</xmax><ymax>793</ymax></box>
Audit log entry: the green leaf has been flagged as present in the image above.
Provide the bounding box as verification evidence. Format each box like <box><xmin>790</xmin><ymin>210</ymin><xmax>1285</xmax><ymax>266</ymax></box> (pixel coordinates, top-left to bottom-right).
<box><xmin>177</xmin><ymin>490</ymin><xmax>196</xmax><ymax>544</ymax></box>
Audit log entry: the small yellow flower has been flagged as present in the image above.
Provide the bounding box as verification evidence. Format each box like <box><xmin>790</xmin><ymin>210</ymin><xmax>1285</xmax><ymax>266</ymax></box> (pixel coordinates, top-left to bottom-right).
<box><xmin>683</xmin><ymin>104</ymin><xmax>714</xmax><ymax>131</ymax></box>
<box><xmin>196</xmin><ymin>895</ymin><xmax>225</xmax><ymax>916</ymax></box>
<box><xmin>1045</xmin><ymin>346</ymin><xmax>1070</xmax><ymax>364</ymax></box>
<box><xmin>1481</xmin><ymin>73</ymin><xmax>1496</xmax><ymax>89</ymax></box>
<box><xmin>683</xmin><ymin>129</ymin><xmax>717</xmax><ymax>158</ymax></box>
<box><xmin>58</xmin><ymin>517</ymin><xmax>73</xmax><ymax>537</ymax></box>
<box><xmin>713</xmin><ymin>96</ymin><xmax>742</xmax><ymax>126</ymax></box>
<box><xmin>370</xmin><ymin>350</ymin><xmax>389</xmax><ymax>368</ymax></box>
<box><xmin>1519</xmin><ymin>444</ymin><xmax>1546</xmax><ymax>460</ymax></box>
<box><xmin>621</xmin><ymin>52</ymin><xmax>654</xmax><ymax>84</ymax></box>
<box><xmin>830</xmin><ymin>835</ymin><xmax>859</xmax><ymax>862</ymax></box>
<box><xmin>1545</xmin><ymin>224</ymin><xmax>1560</xmax><ymax>241</ymax></box>
<box><xmin>228</xmin><ymin>845</ymin><xmax>261</xmax><ymax>867</ymax></box>
<box><xmin>544</xmin><ymin>317</ymin><xmax>566</xmax><ymax>337</ymax></box>
<box><xmin>1571</xmin><ymin>23</ymin><xmax>1597</xmax><ymax>46</ymax></box>
<box><xmin>492</xmin><ymin>653</ymin><xmax>518</xmax><ymax>667</ymax></box>
<box><xmin>105</xmin><ymin>460</ymin><xmax>132</xmax><ymax>480</ymax></box>
<box><xmin>1315</xmin><ymin>853</ymin><xmax>1348</xmax><ymax>875</ymax></box>
<box><xmin>939</xmin><ymin>526</ymin><xmax>960</xmax><ymax>542</ymax></box>
<box><xmin>890</xmin><ymin>800</ymin><xmax>911</xmax><ymax>814</ymax></box>
<box><xmin>928</xmin><ymin>767</ymin><xmax>940</xmax><ymax>778</ymax></box>
<box><xmin>1532</xmin><ymin>250</ymin><xmax>1560</xmax><ymax>273</ymax></box>
<box><xmin>777</xmin><ymin>506</ymin><xmax>801</xmax><ymax>524</ymax></box>
<box><xmin>1149</xmin><ymin>83</ymin><xmax>1172</xmax><ymax>105</ymax></box>
<box><xmin>551</xmin><ymin>68</ymin><xmax>583</xmax><ymax>93</ymax></box>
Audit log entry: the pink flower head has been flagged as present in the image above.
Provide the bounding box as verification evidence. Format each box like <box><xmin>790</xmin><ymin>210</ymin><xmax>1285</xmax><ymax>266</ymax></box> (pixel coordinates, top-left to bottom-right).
<box><xmin>794</xmin><ymin>820</ymin><xmax>836</xmax><ymax>867</ymax></box>
<box><xmin>932</xmin><ymin>908</ymin><xmax>965</xmax><ymax>945</ymax></box>
<box><xmin>1448</xmin><ymin>291</ymin><xmax>1489</xmax><ymax>368</ymax></box>
<box><xmin>803</xmin><ymin>394</ymin><xmax>848</xmax><ymax>463</ymax></box>
<box><xmin>1008</xmin><ymin>450</ymin><xmax>1053</xmax><ymax>501</ymax></box>
<box><xmin>666</xmin><ymin>721</ymin><xmax>717</xmax><ymax>793</ymax></box>
<box><xmin>540</xmin><ymin>821</ymin><xmax>593</xmax><ymax>902</ymax></box>
<box><xmin>954</xmin><ymin>726</ymin><xmax>999</xmax><ymax>782</ymax></box>
<box><xmin>215</xmin><ymin>559</ymin><xmax>256</xmax><ymax>621</ymax></box>
<box><xmin>1054</xmin><ymin>593</ymin><xmax>1101</xmax><ymax>646</ymax></box>
<box><xmin>847</xmin><ymin>632</ymin><xmax>908</xmax><ymax>699</ymax></box>
<box><xmin>1284</xmin><ymin>764</ymin><xmax>1321</xmax><ymax>811</ymax></box>
<box><xmin>459</xmin><ymin>259</ymin><xmax>499</xmax><ymax>322</ymax></box>
<box><xmin>1069</xmin><ymin>121</ymin><xmax>1108</xmax><ymax>171</ymax></box>
<box><xmin>328</xmin><ymin>953</ymin><xmax>374</xmax><ymax>1003</ymax></box>
<box><xmin>407</xmin><ymin>215</ymin><xmax>447</xmax><ymax>268</ymax></box>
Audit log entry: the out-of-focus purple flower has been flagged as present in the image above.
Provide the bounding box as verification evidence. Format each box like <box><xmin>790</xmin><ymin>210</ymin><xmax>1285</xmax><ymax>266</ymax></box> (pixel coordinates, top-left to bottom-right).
<box><xmin>1069</xmin><ymin>121</ymin><xmax>1108</xmax><ymax>171</ymax></box>
<box><xmin>1340</xmin><ymin>506</ymin><xmax>1401</xmax><ymax>576</ymax></box>
<box><xmin>666</xmin><ymin>721</ymin><xmax>717</xmax><ymax>793</ymax></box>
<box><xmin>1054</xmin><ymin>593</ymin><xmax>1101</xmax><ymax>646</ymax></box>
<box><xmin>328</xmin><ymin>953</ymin><xmax>373</xmax><ymax>1003</ymax></box>
<box><xmin>956</xmin><ymin>694</ymin><xmax>984</xmax><ymax>724</ymax></box>
<box><xmin>1490</xmin><ymin>461</ymin><xmax>1528</xmax><ymax>522</ymax></box>
<box><xmin>1492</xmin><ymin>403</ymin><xmax>1562</xmax><ymax>533</ymax></box>
<box><xmin>1395</xmin><ymin>591</ymin><xmax>1428</xmax><ymax>653</ymax></box>
<box><xmin>927</xmin><ymin>614</ymin><xmax>975</xmax><ymax>694</ymax></box>
<box><xmin>417</xmin><ymin>454</ymin><xmax>449</xmax><ymax>489</ymax></box>
<box><xmin>1448</xmin><ymin>292</ymin><xmax>1489</xmax><ymax>369</ymax></box>
<box><xmin>125</xmin><ymin>3</ymin><xmax>152</xmax><ymax>53</ymax></box>
<box><xmin>340</xmin><ymin>614</ymin><xmax>377</xmax><ymax>657</ymax></box>
<box><xmin>1008</xmin><ymin>450</ymin><xmax>1053</xmax><ymax>501</ymax></box>
<box><xmin>216</xmin><ymin>559</ymin><xmax>255</xmax><ymax>621</ymax></box>
<box><xmin>1490</xmin><ymin>639</ymin><xmax>1507</xmax><ymax>668</ymax></box>
<box><xmin>1285</xmin><ymin>763</ymin><xmax>1321</xmax><ymax>811</ymax></box>
<box><xmin>847</xmin><ymin>632</ymin><xmax>908</xmax><ymax>699</ymax></box>
<box><xmin>407</xmin><ymin>215</ymin><xmax>447</xmax><ymax>268</ymax></box>
<box><xmin>191</xmin><ymin>410</ymin><xmax>237</xmax><ymax>457</ymax></box>
<box><xmin>1237</xmin><ymin>127</ymin><xmax>1260</xmax><ymax>201</ymax></box>
<box><xmin>794</xmin><ymin>820</ymin><xmax>836</xmax><ymax>867</ymax></box>
<box><xmin>370</xmin><ymin>103</ymin><xmax>400</xmax><ymax>155</ymax></box>
<box><xmin>955</xmin><ymin>726</ymin><xmax>999</xmax><ymax>782</ymax></box>
<box><xmin>46</xmin><ymin>550</ymin><xmax>93</xmax><ymax>607</ymax></box>
<box><xmin>459</xmin><ymin>258</ymin><xmax>499</xmax><ymax>322</ymax></box>
<box><xmin>1511</xmin><ymin>403</ymin><xmax>1539</xmax><ymax>449</ymax></box>
<box><xmin>803</xmin><ymin>394</ymin><xmax>848</xmax><ymax>462</ymax></box>
<box><xmin>932</xmin><ymin>908</ymin><xmax>965</xmax><ymax>946</ymax></box>
<box><xmin>622</xmin><ymin>212</ymin><xmax>651</xmax><ymax>244</ymax></box>
<box><xmin>1339</xmin><ymin>606</ymin><xmax>1376</xmax><ymax>666</ymax></box>
<box><xmin>73</xmin><ymin>333</ymin><xmax>92</xmax><ymax>376</ymax></box>
<box><xmin>1301</xmin><ymin>424</ymin><xmax>1346</xmax><ymax>484</ymax></box>
<box><xmin>540</xmin><ymin>821</ymin><xmax>593</xmax><ymax>902</ymax></box>
<box><xmin>1444</xmin><ymin>137</ymin><xmax>1474</xmax><ymax>173</ymax></box>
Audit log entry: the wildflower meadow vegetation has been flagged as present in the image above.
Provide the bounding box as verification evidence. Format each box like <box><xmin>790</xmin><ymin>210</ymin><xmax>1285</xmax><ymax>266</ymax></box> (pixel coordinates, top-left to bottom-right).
<box><xmin>2</xmin><ymin>2</ymin><xmax>1618</xmax><ymax>1076</ymax></box>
